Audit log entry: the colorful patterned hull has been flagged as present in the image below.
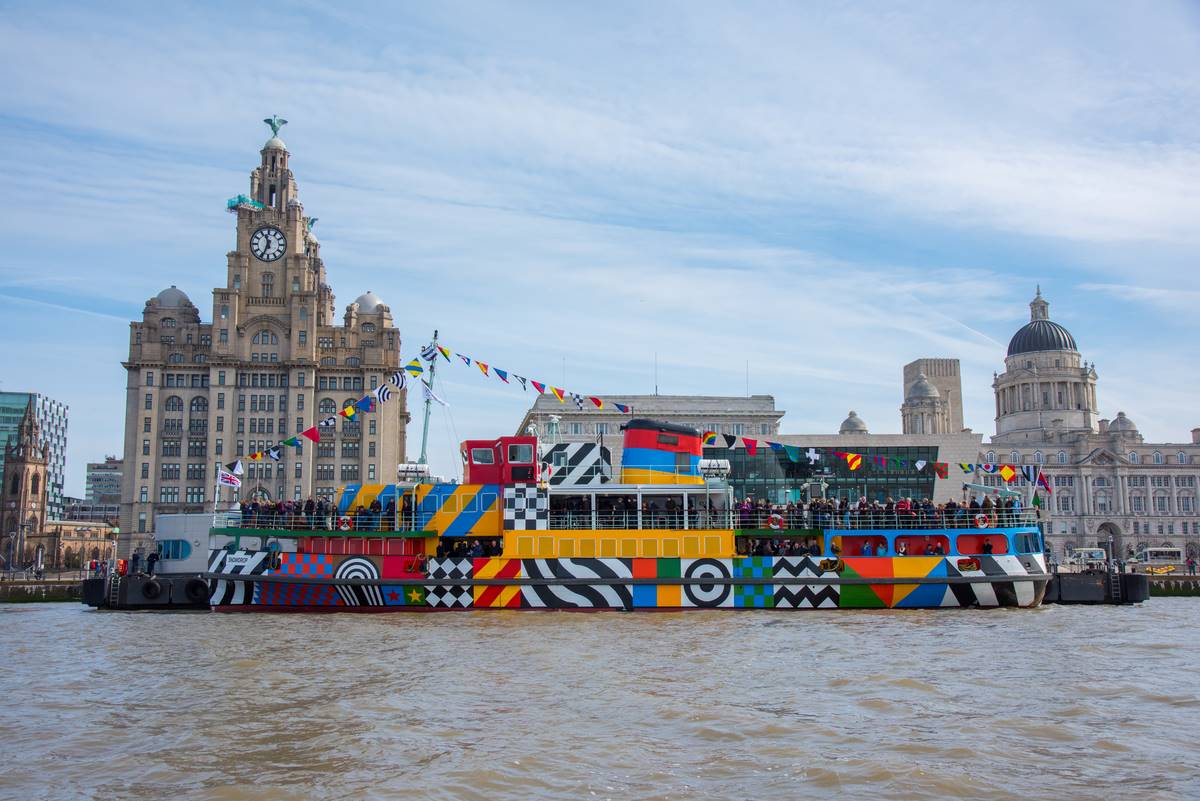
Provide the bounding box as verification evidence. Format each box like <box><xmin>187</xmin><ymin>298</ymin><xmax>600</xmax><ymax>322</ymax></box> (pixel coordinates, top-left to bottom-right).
<box><xmin>207</xmin><ymin>550</ymin><xmax>1050</xmax><ymax>611</ymax></box>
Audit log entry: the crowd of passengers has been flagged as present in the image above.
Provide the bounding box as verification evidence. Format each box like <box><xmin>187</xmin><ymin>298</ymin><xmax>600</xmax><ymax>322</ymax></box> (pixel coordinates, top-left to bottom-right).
<box><xmin>435</xmin><ymin>538</ymin><xmax>503</xmax><ymax>559</ymax></box>
<box><xmin>551</xmin><ymin>496</ymin><xmax>724</xmax><ymax>528</ymax></box>
<box><xmin>736</xmin><ymin>495</ymin><xmax>1028</xmax><ymax>530</ymax></box>
<box><xmin>736</xmin><ymin>534</ymin><xmax>1000</xmax><ymax>557</ymax></box>
<box><xmin>231</xmin><ymin>496</ymin><xmax>415</xmax><ymax>531</ymax></box>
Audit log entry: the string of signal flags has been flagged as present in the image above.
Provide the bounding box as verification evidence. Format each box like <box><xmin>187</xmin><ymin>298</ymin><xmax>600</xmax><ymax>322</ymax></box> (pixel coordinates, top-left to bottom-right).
<box><xmin>224</xmin><ymin>338</ymin><xmax>638</xmax><ymax>476</ymax></box>
<box><xmin>701</xmin><ymin>431</ymin><xmax>1053</xmax><ymax>494</ymax></box>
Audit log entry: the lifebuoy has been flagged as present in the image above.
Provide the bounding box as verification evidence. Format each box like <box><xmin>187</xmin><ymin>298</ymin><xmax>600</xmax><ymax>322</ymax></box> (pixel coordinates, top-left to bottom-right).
<box><xmin>338</xmin><ymin>516</ymin><xmax>353</xmax><ymax>531</ymax></box>
<box><xmin>184</xmin><ymin>578</ymin><xmax>209</xmax><ymax>604</ymax></box>
<box><xmin>767</xmin><ymin>513</ymin><xmax>784</xmax><ymax>530</ymax></box>
<box><xmin>974</xmin><ymin>513</ymin><xmax>990</xmax><ymax>529</ymax></box>
<box><xmin>141</xmin><ymin>578</ymin><xmax>162</xmax><ymax>599</ymax></box>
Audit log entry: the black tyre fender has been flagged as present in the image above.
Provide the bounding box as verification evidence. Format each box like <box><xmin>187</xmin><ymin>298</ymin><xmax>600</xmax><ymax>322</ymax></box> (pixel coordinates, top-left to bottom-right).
<box><xmin>141</xmin><ymin>578</ymin><xmax>163</xmax><ymax>599</ymax></box>
<box><xmin>184</xmin><ymin>578</ymin><xmax>209</xmax><ymax>604</ymax></box>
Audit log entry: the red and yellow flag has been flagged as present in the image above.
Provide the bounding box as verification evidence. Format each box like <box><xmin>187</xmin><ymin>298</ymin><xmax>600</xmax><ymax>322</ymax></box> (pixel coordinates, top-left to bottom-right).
<box><xmin>550</xmin><ymin>386</ymin><xmax>565</xmax><ymax>402</ymax></box>
<box><xmin>845</xmin><ymin>452</ymin><xmax>862</xmax><ymax>471</ymax></box>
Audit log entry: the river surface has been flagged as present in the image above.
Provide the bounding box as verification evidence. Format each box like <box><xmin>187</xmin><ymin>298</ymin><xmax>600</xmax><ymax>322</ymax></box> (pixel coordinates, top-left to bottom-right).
<box><xmin>1</xmin><ymin>601</ymin><xmax>1198</xmax><ymax>801</ymax></box>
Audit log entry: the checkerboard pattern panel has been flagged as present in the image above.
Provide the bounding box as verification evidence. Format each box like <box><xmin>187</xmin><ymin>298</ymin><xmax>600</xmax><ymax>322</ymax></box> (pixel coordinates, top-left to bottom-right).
<box><xmin>503</xmin><ymin>484</ymin><xmax>548</xmax><ymax>531</ymax></box>
<box><xmin>276</xmin><ymin>553</ymin><xmax>334</xmax><ymax>578</ymax></box>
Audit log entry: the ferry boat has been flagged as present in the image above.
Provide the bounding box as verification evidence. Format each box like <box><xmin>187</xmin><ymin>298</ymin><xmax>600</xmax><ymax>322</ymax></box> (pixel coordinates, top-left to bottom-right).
<box><xmin>205</xmin><ymin>418</ymin><xmax>1051</xmax><ymax>611</ymax></box>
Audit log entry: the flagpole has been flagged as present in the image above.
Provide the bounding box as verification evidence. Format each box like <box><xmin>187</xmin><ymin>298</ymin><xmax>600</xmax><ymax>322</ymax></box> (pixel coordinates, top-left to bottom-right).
<box><xmin>418</xmin><ymin>329</ymin><xmax>438</xmax><ymax>465</ymax></box>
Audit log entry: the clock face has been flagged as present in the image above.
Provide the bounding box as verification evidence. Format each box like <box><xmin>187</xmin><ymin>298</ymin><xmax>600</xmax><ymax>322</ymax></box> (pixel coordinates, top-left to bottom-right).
<box><xmin>250</xmin><ymin>226</ymin><xmax>287</xmax><ymax>262</ymax></box>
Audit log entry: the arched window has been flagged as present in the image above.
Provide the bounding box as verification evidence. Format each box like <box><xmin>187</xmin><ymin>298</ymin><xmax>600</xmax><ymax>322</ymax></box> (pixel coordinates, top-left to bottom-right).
<box><xmin>1153</xmin><ymin>451</ymin><xmax>1163</xmax><ymax>465</ymax></box>
<box><xmin>168</xmin><ymin>353</ymin><xmax>184</xmax><ymax>364</ymax></box>
<box><xmin>1178</xmin><ymin>452</ymin><xmax>1188</xmax><ymax>465</ymax></box>
<box><xmin>161</xmin><ymin>318</ymin><xmax>177</xmax><ymax>328</ymax></box>
<box><xmin>1128</xmin><ymin>452</ymin><xmax>1139</xmax><ymax>464</ymax></box>
<box><xmin>1010</xmin><ymin>451</ymin><xmax>1019</xmax><ymax>464</ymax></box>
<box><xmin>31</xmin><ymin>474</ymin><xmax>39</xmax><ymax>496</ymax></box>
<box><xmin>1034</xmin><ymin>451</ymin><xmax>1043</xmax><ymax>464</ymax></box>
<box><xmin>262</xmin><ymin>273</ymin><xmax>274</xmax><ymax>298</ymax></box>
<box><xmin>10</xmin><ymin>473</ymin><xmax>19</xmax><ymax>495</ymax></box>
<box><xmin>345</xmin><ymin>357</ymin><xmax>361</xmax><ymax>367</ymax></box>
<box><xmin>320</xmin><ymin>357</ymin><xmax>336</xmax><ymax>366</ymax></box>
<box><xmin>164</xmin><ymin>396</ymin><xmax>184</xmax><ymax>412</ymax></box>
<box><xmin>318</xmin><ymin>399</ymin><xmax>336</xmax><ymax>415</ymax></box>
<box><xmin>986</xmin><ymin>451</ymin><xmax>996</xmax><ymax>464</ymax></box>
<box><xmin>190</xmin><ymin>397</ymin><xmax>208</xmax><ymax>414</ymax></box>
<box><xmin>1057</xmin><ymin>451</ymin><xmax>1067</xmax><ymax>465</ymax></box>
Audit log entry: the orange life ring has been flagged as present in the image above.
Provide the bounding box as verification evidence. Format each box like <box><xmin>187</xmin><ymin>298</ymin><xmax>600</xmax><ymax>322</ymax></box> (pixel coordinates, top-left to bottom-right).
<box><xmin>338</xmin><ymin>515</ymin><xmax>353</xmax><ymax>531</ymax></box>
<box><xmin>767</xmin><ymin>513</ymin><xmax>784</xmax><ymax>530</ymax></box>
<box><xmin>974</xmin><ymin>513</ymin><xmax>990</xmax><ymax>529</ymax></box>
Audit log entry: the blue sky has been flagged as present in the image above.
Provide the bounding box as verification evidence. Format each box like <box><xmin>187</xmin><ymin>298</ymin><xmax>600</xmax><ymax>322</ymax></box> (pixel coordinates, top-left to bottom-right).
<box><xmin>1</xmin><ymin>2</ymin><xmax>1198</xmax><ymax>493</ymax></box>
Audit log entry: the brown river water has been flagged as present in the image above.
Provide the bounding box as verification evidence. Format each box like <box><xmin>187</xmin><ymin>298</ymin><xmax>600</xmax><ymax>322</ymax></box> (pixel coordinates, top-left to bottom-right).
<box><xmin>1</xmin><ymin>601</ymin><xmax>1198</xmax><ymax>801</ymax></box>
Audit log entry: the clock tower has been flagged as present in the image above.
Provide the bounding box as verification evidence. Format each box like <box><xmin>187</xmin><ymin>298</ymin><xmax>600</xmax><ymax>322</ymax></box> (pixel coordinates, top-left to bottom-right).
<box><xmin>119</xmin><ymin>118</ymin><xmax>408</xmax><ymax>557</ymax></box>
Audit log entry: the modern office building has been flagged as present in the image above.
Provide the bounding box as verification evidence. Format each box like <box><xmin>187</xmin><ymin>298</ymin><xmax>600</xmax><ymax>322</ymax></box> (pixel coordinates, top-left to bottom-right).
<box><xmin>118</xmin><ymin>120</ymin><xmax>409</xmax><ymax>557</ymax></box>
<box><xmin>85</xmin><ymin>456</ymin><xmax>122</xmax><ymax>504</ymax></box>
<box><xmin>0</xmin><ymin>392</ymin><xmax>68</xmax><ymax>519</ymax></box>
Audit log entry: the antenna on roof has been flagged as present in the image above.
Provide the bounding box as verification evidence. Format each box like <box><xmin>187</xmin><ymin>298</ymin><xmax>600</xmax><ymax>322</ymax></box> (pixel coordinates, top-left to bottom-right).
<box><xmin>654</xmin><ymin>352</ymin><xmax>659</xmax><ymax>396</ymax></box>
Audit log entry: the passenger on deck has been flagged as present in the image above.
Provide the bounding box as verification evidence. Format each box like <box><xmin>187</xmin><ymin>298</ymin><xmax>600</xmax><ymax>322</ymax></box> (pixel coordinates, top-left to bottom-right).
<box><xmin>934</xmin><ymin>540</ymin><xmax>946</xmax><ymax>556</ymax></box>
<box><xmin>469</xmin><ymin>539</ymin><xmax>483</xmax><ymax>558</ymax></box>
<box><xmin>923</xmin><ymin>536</ymin><xmax>935</xmax><ymax>556</ymax></box>
<box><xmin>982</xmin><ymin>538</ymin><xmax>994</xmax><ymax>554</ymax></box>
<box><xmin>897</xmin><ymin>540</ymin><xmax>908</xmax><ymax>556</ymax></box>
<box><xmin>809</xmin><ymin>539</ymin><xmax>821</xmax><ymax>557</ymax></box>
<box><xmin>860</xmin><ymin>541</ymin><xmax>871</xmax><ymax>556</ymax></box>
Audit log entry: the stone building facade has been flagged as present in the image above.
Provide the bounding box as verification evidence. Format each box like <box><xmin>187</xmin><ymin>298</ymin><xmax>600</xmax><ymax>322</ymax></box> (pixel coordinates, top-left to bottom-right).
<box><xmin>978</xmin><ymin>290</ymin><xmax>1200</xmax><ymax>559</ymax></box>
<box><xmin>86</xmin><ymin>456</ymin><xmax>122</xmax><ymax>504</ymax></box>
<box><xmin>1</xmin><ymin>401</ymin><xmax>49</xmax><ymax>568</ymax></box>
<box><xmin>0</xmin><ymin>392</ymin><xmax>69</xmax><ymax>519</ymax></box>
<box><xmin>901</xmin><ymin>358</ymin><xmax>963</xmax><ymax>435</ymax></box>
<box><xmin>118</xmin><ymin>122</ymin><xmax>409</xmax><ymax>557</ymax></box>
<box><xmin>515</xmin><ymin>394</ymin><xmax>784</xmax><ymax>471</ymax></box>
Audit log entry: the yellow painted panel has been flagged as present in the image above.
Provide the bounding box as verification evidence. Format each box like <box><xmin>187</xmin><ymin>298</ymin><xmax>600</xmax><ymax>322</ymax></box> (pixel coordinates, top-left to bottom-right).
<box><xmin>601</xmin><ymin>539</ymin><xmax>617</xmax><ymax>558</ymax></box>
<box><xmin>662</xmin><ymin>539</ymin><xmax>679</xmax><ymax>557</ymax></box>
<box><xmin>642</xmin><ymin>539</ymin><xmax>658</xmax><ymax>558</ymax></box>
<box><xmin>683</xmin><ymin>536</ymin><xmax>700</xmax><ymax>557</ymax></box>
<box><xmin>517</xmin><ymin>537</ymin><xmax>533</xmax><ymax>557</ymax></box>
<box><xmin>620</xmin><ymin>539</ymin><xmax>637</xmax><ymax>558</ymax></box>
<box><xmin>538</xmin><ymin>536</ymin><xmax>554</xmax><ymax>557</ymax></box>
<box><xmin>580</xmin><ymin>539</ymin><xmax>596</xmax><ymax>557</ymax></box>
<box><xmin>560</xmin><ymin>539</ymin><xmax>575</xmax><ymax>558</ymax></box>
<box><xmin>704</xmin><ymin>535</ymin><xmax>721</xmax><ymax>556</ymax></box>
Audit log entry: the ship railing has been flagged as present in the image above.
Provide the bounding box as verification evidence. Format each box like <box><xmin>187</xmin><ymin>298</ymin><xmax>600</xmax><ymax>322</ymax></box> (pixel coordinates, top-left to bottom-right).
<box><xmin>750</xmin><ymin>510</ymin><xmax>1040</xmax><ymax>530</ymax></box>
<box><xmin>547</xmin><ymin>511</ymin><xmax>734</xmax><ymax>530</ymax></box>
<box><xmin>212</xmin><ymin>511</ymin><xmax>424</xmax><ymax>533</ymax></box>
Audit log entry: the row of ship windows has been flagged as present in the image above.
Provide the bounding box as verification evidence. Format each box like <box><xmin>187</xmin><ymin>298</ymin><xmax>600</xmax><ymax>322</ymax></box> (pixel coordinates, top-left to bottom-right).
<box><xmin>986</xmin><ymin>450</ymin><xmax>1192</xmax><ymax>466</ymax></box>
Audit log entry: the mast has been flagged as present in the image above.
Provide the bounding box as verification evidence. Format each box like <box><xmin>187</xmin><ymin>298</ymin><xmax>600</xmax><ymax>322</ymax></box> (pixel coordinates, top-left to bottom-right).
<box><xmin>418</xmin><ymin>329</ymin><xmax>438</xmax><ymax>465</ymax></box>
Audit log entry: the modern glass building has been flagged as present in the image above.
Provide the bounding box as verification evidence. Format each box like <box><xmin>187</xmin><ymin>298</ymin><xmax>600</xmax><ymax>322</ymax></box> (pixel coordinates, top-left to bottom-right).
<box><xmin>707</xmin><ymin>444</ymin><xmax>941</xmax><ymax>504</ymax></box>
<box><xmin>0</xmin><ymin>392</ymin><xmax>69</xmax><ymax>519</ymax></box>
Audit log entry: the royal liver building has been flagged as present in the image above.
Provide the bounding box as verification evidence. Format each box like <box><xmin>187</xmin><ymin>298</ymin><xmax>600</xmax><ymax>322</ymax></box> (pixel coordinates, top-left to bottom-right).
<box><xmin>119</xmin><ymin>119</ymin><xmax>409</xmax><ymax>556</ymax></box>
<box><xmin>985</xmin><ymin>289</ymin><xmax>1199</xmax><ymax>559</ymax></box>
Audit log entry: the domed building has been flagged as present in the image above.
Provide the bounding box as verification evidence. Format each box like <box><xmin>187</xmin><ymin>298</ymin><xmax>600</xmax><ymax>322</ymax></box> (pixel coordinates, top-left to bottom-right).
<box><xmin>972</xmin><ymin>288</ymin><xmax>1200</xmax><ymax>561</ymax></box>
<box><xmin>118</xmin><ymin>120</ymin><xmax>410</xmax><ymax>558</ymax></box>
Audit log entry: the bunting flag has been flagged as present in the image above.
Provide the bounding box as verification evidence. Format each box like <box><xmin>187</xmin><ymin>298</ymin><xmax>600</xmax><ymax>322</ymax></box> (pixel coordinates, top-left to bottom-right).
<box><xmin>1038</xmin><ymin>473</ymin><xmax>1053</xmax><ymax>494</ymax></box>
<box><xmin>267</xmin><ymin>447</ymin><xmax>282</xmax><ymax>462</ymax></box>
<box><xmin>743</xmin><ymin>438</ymin><xmax>758</xmax><ymax>456</ymax></box>
<box><xmin>319</xmin><ymin>415</ymin><xmax>338</xmax><ymax>428</ymax></box>
<box><xmin>458</xmin><ymin>353</ymin><xmax>471</xmax><ymax>366</ymax></box>
<box><xmin>354</xmin><ymin>396</ymin><xmax>375</xmax><ymax>413</ymax></box>
<box><xmin>404</xmin><ymin>359</ymin><xmax>424</xmax><ymax>377</ymax></box>
<box><xmin>217</xmin><ymin>468</ymin><xmax>241</xmax><ymax>488</ymax></box>
<box><xmin>806</xmin><ymin>448</ymin><xmax>821</xmax><ymax>463</ymax></box>
<box><xmin>437</xmin><ymin>345</ymin><xmax>452</xmax><ymax>362</ymax></box>
<box><xmin>550</xmin><ymin>386</ymin><xmax>566</xmax><ymax>402</ymax></box>
<box><xmin>300</xmin><ymin>426</ymin><xmax>320</xmax><ymax>443</ymax></box>
<box><xmin>588</xmin><ymin>396</ymin><xmax>603</xmax><ymax>409</ymax></box>
<box><xmin>531</xmin><ymin>380</ymin><xmax>546</xmax><ymax>394</ymax></box>
<box><xmin>389</xmin><ymin>370</ymin><xmax>406</xmax><ymax>390</ymax></box>
<box><xmin>374</xmin><ymin>384</ymin><xmax>392</xmax><ymax>404</ymax></box>
<box><xmin>476</xmin><ymin>361</ymin><xmax>489</xmax><ymax>377</ymax></box>
<box><xmin>959</xmin><ymin>463</ymin><xmax>975</xmax><ymax>473</ymax></box>
<box><xmin>573</xmin><ymin>394</ymin><xmax>585</xmax><ymax>410</ymax></box>
<box><xmin>282</xmin><ymin>437</ymin><xmax>300</xmax><ymax>447</ymax></box>
<box><xmin>1021</xmin><ymin>465</ymin><xmax>1041</xmax><ymax>486</ymax></box>
<box><xmin>224</xmin><ymin>460</ymin><xmax>244</xmax><ymax>476</ymax></box>
<box><xmin>981</xmin><ymin>463</ymin><xmax>998</xmax><ymax>474</ymax></box>
<box><xmin>932</xmin><ymin>462</ymin><xmax>949</xmax><ymax>479</ymax></box>
<box><xmin>703</xmin><ymin>431</ymin><xmax>718</xmax><ymax>445</ymax></box>
<box><xmin>915</xmin><ymin>459</ymin><xmax>927</xmax><ymax>472</ymax></box>
<box><xmin>998</xmin><ymin>464</ymin><xmax>1018</xmax><ymax>482</ymax></box>
<box><xmin>248</xmin><ymin>452</ymin><xmax>263</xmax><ymax>462</ymax></box>
<box><xmin>338</xmin><ymin>405</ymin><xmax>356</xmax><ymax>419</ymax></box>
<box><xmin>613</xmin><ymin>403</ymin><xmax>632</xmax><ymax>414</ymax></box>
<box><xmin>723</xmin><ymin>434</ymin><xmax>737</xmax><ymax>449</ymax></box>
<box><xmin>784</xmin><ymin>445</ymin><xmax>800</xmax><ymax>462</ymax></box>
<box><xmin>420</xmin><ymin>344</ymin><xmax>437</xmax><ymax>362</ymax></box>
<box><xmin>845</xmin><ymin>452</ymin><xmax>862</xmax><ymax>471</ymax></box>
<box><xmin>494</xmin><ymin>368</ymin><xmax>509</xmax><ymax>383</ymax></box>
<box><xmin>513</xmin><ymin>375</ymin><xmax>528</xmax><ymax>391</ymax></box>
<box><xmin>423</xmin><ymin>381</ymin><xmax>449</xmax><ymax>407</ymax></box>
